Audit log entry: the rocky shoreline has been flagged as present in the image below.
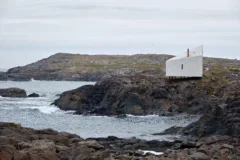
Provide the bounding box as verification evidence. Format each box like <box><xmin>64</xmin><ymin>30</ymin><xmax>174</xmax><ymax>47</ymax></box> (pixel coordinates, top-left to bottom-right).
<box><xmin>46</xmin><ymin>63</ymin><xmax>240</xmax><ymax>159</ymax></box>
<box><xmin>52</xmin><ymin>66</ymin><xmax>240</xmax><ymax>116</ymax></box>
<box><xmin>0</xmin><ymin>101</ymin><xmax>239</xmax><ymax>160</ymax></box>
<box><xmin>1</xmin><ymin>92</ymin><xmax>239</xmax><ymax>159</ymax></box>
<box><xmin>1</xmin><ymin>100</ymin><xmax>239</xmax><ymax>159</ymax></box>
<box><xmin>1</xmin><ymin>122</ymin><xmax>178</xmax><ymax>160</ymax></box>
<box><xmin>1</xmin><ymin>53</ymin><xmax>240</xmax><ymax>159</ymax></box>
<box><xmin>53</xmin><ymin>74</ymin><xmax>207</xmax><ymax>116</ymax></box>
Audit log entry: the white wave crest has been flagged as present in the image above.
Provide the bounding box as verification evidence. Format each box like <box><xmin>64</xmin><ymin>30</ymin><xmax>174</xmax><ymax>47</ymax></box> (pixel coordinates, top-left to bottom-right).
<box><xmin>21</xmin><ymin>106</ymin><xmax>60</xmax><ymax>114</ymax></box>
<box><xmin>138</xmin><ymin>150</ymin><xmax>164</xmax><ymax>156</ymax></box>
<box><xmin>30</xmin><ymin>78</ymin><xmax>37</xmax><ymax>81</ymax></box>
<box><xmin>126</xmin><ymin>114</ymin><xmax>159</xmax><ymax>118</ymax></box>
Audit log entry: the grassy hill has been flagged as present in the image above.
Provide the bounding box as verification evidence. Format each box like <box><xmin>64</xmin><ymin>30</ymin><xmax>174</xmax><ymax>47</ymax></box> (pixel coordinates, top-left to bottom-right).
<box><xmin>2</xmin><ymin>53</ymin><xmax>240</xmax><ymax>81</ymax></box>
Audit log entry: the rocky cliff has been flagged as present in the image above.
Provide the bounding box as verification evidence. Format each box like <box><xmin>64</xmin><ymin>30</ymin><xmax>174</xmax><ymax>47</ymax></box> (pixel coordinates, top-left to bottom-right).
<box><xmin>53</xmin><ymin>63</ymin><xmax>240</xmax><ymax>116</ymax></box>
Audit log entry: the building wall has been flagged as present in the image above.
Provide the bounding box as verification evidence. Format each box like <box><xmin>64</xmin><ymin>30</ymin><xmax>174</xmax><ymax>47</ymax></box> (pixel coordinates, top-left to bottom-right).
<box><xmin>166</xmin><ymin>55</ymin><xmax>203</xmax><ymax>77</ymax></box>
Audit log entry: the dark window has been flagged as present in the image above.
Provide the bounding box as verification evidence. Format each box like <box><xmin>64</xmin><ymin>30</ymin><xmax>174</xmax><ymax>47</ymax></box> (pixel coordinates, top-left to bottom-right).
<box><xmin>181</xmin><ymin>64</ymin><xmax>183</xmax><ymax>69</ymax></box>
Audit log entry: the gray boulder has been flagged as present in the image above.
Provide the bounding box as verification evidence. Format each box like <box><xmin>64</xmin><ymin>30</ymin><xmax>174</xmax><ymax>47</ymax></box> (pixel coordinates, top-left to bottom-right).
<box><xmin>0</xmin><ymin>88</ymin><xmax>27</xmax><ymax>97</ymax></box>
<box><xmin>28</xmin><ymin>93</ymin><xmax>40</xmax><ymax>97</ymax></box>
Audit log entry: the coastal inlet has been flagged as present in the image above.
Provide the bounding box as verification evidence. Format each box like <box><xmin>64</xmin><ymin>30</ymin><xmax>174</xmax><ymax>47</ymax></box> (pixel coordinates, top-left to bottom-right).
<box><xmin>0</xmin><ymin>80</ymin><xmax>199</xmax><ymax>140</ymax></box>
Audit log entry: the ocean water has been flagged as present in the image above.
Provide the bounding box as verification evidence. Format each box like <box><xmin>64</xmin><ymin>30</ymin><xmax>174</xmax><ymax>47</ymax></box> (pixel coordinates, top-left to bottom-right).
<box><xmin>0</xmin><ymin>80</ymin><xmax>199</xmax><ymax>140</ymax></box>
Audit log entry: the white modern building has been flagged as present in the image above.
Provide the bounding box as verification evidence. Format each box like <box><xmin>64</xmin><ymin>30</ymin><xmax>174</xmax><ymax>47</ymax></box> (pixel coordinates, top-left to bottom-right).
<box><xmin>166</xmin><ymin>46</ymin><xmax>203</xmax><ymax>77</ymax></box>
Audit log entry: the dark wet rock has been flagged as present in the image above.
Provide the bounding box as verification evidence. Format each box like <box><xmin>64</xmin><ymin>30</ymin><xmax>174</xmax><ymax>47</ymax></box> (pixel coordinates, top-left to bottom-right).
<box><xmin>180</xmin><ymin>141</ymin><xmax>196</xmax><ymax>149</ymax></box>
<box><xmin>157</xmin><ymin>100</ymin><xmax>240</xmax><ymax>139</ymax></box>
<box><xmin>0</xmin><ymin>72</ymin><xmax>7</xmax><ymax>81</ymax></box>
<box><xmin>149</xmin><ymin>99</ymin><xmax>240</xmax><ymax>159</ymax></box>
<box><xmin>0</xmin><ymin>88</ymin><xmax>27</xmax><ymax>98</ymax></box>
<box><xmin>192</xmin><ymin>100</ymin><xmax>240</xmax><ymax>137</ymax></box>
<box><xmin>180</xmin><ymin>106</ymin><xmax>226</xmax><ymax>137</ymax></box>
<box><xmin>53</xmin><ymin>74</ymin><xmax>220</xmax><ymax>116</ymax></box>
<box><xmin>153</xmin><ymin>126</ymin><xmax>184</xmax><ymax>135</ymax></box>
<box><xmin>116</xmin><ymin>114</ymin><xmax>127</xmax><ymax>118</ymax></box>
<box><xmin>28</xmin><ymin>93</ymin><xmax>40</xmax><ymax>97</ymax></box>
<box><xmin>224</xmin><ymin>100</ymin><xmax>240</xmax><ymax>136</ymax></box>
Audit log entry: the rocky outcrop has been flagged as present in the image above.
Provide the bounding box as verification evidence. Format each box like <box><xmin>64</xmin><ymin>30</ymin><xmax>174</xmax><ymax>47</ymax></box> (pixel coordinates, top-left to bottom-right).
<box><xmin>53</xmin><ymin>74</ymin><xmax>219</xmax><ymax>116</ymax></box>
<box><xmin>0</xmin><ymin>72</ymin><xmax>7</xmax><ymax>80</ymax></box>
<box><xmin>154</xmin><ymin>100</ymin><xmax>240</xmax><ymax>138</ymax></box>
<box><xmin>0</xmin><ymin>88</ymin><xmax>27</xmax><ymax>98</ymax></box>
<box><xmin>53</xmin><ymin>62</ymin><xmax>240</xmax><ymax>116</ymax></box>
<box><xmin>224</xmin><ymin>100</ymin><xmax>240</xmax><ymax>136</ymax></box>
<box><xmin>163</xmin><ymin>135</ymin><xmax>240</xmax><ymax>160</ymax></box>
<box><xmin>150</xmin><ymin>100</ymin><xmax>240</xmax><ymax>159</ymax></box>
<box><xmin>28</xmin><ymin>93</ymin><xmax>40</xmax><ymax>97</ymax></box>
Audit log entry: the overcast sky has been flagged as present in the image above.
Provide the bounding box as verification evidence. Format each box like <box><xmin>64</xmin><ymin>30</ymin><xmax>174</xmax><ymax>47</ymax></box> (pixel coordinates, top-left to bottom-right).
<box><xmin>0</xmin><ymin>0</ymin><xmax>240</xmax><ymax>68</ymax></box>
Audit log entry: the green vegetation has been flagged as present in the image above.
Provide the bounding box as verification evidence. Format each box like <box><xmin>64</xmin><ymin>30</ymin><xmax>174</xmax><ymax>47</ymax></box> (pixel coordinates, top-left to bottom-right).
<box><xmin>6</xmin><ymin>53</ymin><xmax>240</xmax><ymax>81</ymax></box>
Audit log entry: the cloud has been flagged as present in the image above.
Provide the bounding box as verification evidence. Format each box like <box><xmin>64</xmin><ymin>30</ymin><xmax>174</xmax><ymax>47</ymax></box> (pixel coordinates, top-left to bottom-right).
<box><xmin>0</xmin><ymin>0</ymin><xmax>239</xmax><ymax>68</ymax></box>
